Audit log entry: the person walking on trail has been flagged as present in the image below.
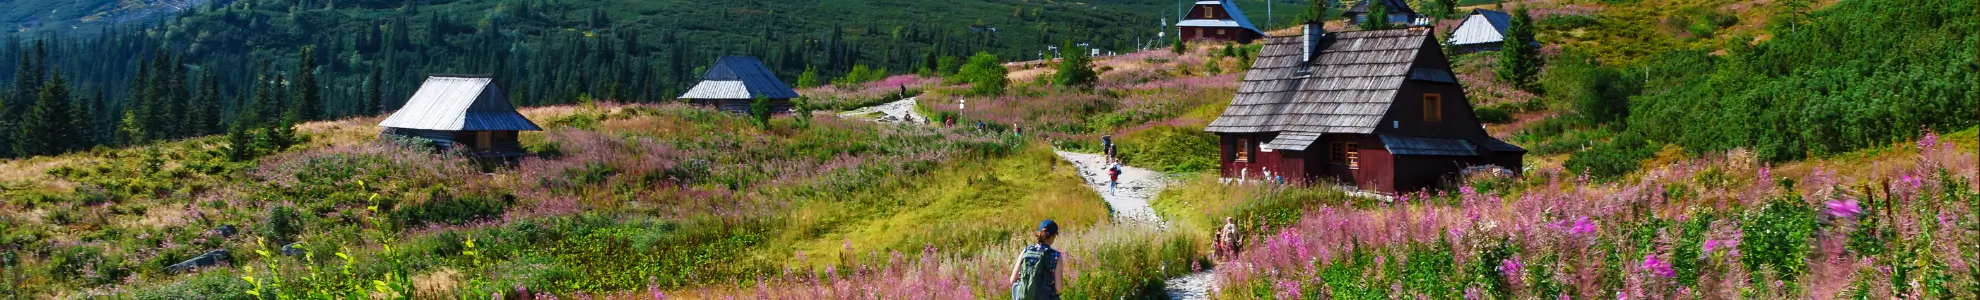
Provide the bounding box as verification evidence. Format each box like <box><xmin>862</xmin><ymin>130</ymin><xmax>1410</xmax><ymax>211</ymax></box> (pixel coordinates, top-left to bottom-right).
<box><xmin>1014</xmin><ymin>123</ymin><xmax>1024</xmax><ymax>139</ymax></box>
<box><xmin>1215</xmin><ymin>217</ymin><xmax>1241</xmax><ymax>260</ymax></box>
<box><xmin>1101</xmin><ymin>135</ymin><xmax>1114</xmax><ymax>161</ymax></box>
<box><xmin>1009</xmin><ymin>220</ymin><xmax>1062</xmax><ymax>300</ymax></box>
<box><xmin>1107</xmin><ymin>163</ymin><xmax>1122</xmax><ymax>195</ymax></box>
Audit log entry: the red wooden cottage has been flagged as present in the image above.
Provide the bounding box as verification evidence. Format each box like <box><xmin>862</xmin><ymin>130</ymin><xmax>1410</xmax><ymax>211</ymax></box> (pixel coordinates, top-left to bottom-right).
<box><xmin>1177</xmin><ymin>0</ymin><xmax>1265</xmax><ymax>43</ymax></box>
<box><xmin>1204</xmin><ymin>25</ymin><xmax>1525</xmax><ymax>193</ymax></box>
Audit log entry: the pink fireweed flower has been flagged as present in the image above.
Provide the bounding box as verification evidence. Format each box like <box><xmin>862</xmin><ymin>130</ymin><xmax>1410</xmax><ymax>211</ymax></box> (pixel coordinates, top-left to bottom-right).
<box><xmin>1901</xmin><ymin>175</ymin><xmax>1923</xmax><ymax>189</ymax></box>
<box><xmin>1500</xmin><ymin>257</ymin><xmax>1525</xmax><ymax>281</ymax></box>
<box><xmin>1275</xmin><ymin>279</ymin><xmax>1303</xmax><ymax>299</ymax></box>
<box><xmin>1567</xmin><ymin>217</ymin><xmax>1597</xmax><ymax>235</ymax></box>
<box><xmin>1641</xmin><ymin>256</ymin><xmax>1675</xmax><ymax>278</ymax></box>
<box><xmin>1825</xmin><ymin>199</ymin><xmax>1862</xmax><ymax>219</ymax></box>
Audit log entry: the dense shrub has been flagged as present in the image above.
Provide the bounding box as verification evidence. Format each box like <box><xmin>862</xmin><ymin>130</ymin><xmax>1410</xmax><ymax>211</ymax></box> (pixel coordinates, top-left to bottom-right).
<box><xmin>389</xmin><ymin>190</ymin><xmax>514</xmax><ymax>228</ymax></box>
<box><xmin>1474</xmin><ymin>106</ymin><xmax>1513</xmax><ymax>124</ymax></box>
<box><xmin>1117</xmin><ymin>127</ymin><xmax>1219</xmax><ymax>173</ymax></box>
<box><xmin>261</xmin><ymin>205</ymin><xmax>303</xmax><ymax>246</ymax></box>
<box><xmin>1563</xmin><ymin>132</ymin><xmax>1656</xmax><ymax>180</ymax></box>
<box><xmin>955</xmin><ymin>52</ymin><xmax>1009</xmax><ymax>95</ymax></box>
<box><xmin>1739</xmin><ymin>193</ymin><xmax>1818</xmax><ymax>283</ymax></box>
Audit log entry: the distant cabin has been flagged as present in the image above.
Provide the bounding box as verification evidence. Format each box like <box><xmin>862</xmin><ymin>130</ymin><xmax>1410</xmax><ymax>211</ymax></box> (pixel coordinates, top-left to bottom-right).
<box><xmin>1205</xmin><ymin>26</ymin><xmax>1525</xmax><ymax>193</ymax></box>
<box><xmin>1344</xmin><ymin>0</ymin><xmax>1421</xmax><ymax>27</ymax></box>
<box><xmin>1447</xmin><ymin>9</ymin><xmax>1539</xmax><ymax>54</ymax></box>
<box><xmin>378</xmin><ymin>75</ymin><xmax>543</xmax><ymax>159</ymax></box>
<box><xmin>1177</xmin><ymin>0</ymin><xmax>1266</xmax><ymax>43</ymax></box>
<box><xmin>680</xmin><ymin>56</ymin><xmax>799</xmax><ymax>114</ymax></box>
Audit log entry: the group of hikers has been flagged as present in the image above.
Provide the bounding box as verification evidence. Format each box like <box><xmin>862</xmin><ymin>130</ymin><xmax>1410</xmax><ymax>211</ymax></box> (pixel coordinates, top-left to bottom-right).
<box><xmin>1007</xmin><ymin>217</ymin><xmax>1246</xmax><ymax>299</ymax></box>
<box><xmin>1003</xmin><ymin>133</ymin><xmax>1239</xmax><ymax>300</ymax></box>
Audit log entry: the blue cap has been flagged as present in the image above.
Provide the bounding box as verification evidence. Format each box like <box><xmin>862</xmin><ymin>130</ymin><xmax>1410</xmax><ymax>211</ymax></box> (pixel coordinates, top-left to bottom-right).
<box><xmin>1038</xmin><ymin>220</ymin><xmax>1059</xmax><ymax>235</ymax></box>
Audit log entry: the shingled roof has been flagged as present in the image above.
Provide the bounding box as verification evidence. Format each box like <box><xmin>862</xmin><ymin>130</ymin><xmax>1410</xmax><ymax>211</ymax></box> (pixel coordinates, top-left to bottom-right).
<box><xmin>680</xmin><ymin>56</ymin><xmax>800</xmax><ymax>100</ymax></box>
<box><xmin>379</xmin><ymin>75</ymin><xmax>542</xmax><ymax>131</ymax></box>
<box><xmin>1205</xmin><ymin>28</ymin><xmax>1435</xmax><ymax>134</ymax></box>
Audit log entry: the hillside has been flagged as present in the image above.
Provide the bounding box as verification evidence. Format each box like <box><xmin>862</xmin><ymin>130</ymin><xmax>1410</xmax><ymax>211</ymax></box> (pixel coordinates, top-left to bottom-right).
<box><xmin>1</xmin><ymin>0</ymin><xmax>207</xmax><ymax>34</ymax></box>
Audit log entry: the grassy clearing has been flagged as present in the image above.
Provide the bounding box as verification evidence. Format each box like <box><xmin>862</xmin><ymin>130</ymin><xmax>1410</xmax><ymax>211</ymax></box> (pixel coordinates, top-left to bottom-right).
<box><xmin>766</xmin><ymin>143</ymin><xmax>1110</xmax><ymax>270</ymax></box>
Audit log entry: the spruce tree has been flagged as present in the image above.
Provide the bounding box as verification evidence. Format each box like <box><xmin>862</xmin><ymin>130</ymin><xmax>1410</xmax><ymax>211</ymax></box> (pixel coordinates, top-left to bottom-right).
<box><xmin>1360</xmin><ymin>0</ymin><xmax>1394</xmax><ymax>30</ymax></box>
<box><xmin>1496</xmin><ymin>6</ymin><xmax>1542</xmax><ymax>91</ymax></box>
<box><xmin>14</xmin><ymin>73</ymin><xmax>70</xmax><ymax>156</ymax></box>
<box><xmin>289</xmin><ymin>47</ymin><xmax>321</xmax><ymax>122</ymax></box>
<box><xmin>120</xmin><ymin>62</ymin><xmax>153</xmax><ymax>145</ymax></box>
<box><xmin>365</xmin><ymin>67</ymin><xmax>382</xmax><ymax>115</ymax></box>
<box><xmin>1053</xmin><ymin>41</ymin><xmax>1098</xmax><ymax>88</ymax></box>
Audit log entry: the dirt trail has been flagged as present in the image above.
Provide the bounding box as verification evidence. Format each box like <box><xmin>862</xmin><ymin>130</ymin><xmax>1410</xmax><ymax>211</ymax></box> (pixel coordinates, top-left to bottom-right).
<box><xmin>1052</xmin><ymin>150</ymin><xmax>1214</xmax><ymax>299</ymax></box>
<box><xmin>1053</xmin><ymin>151</ymin><xmax>1163</xmax><ymax>224</ymax></box>
<box><xmin>844</xmin><ymin>99</ymin><xmax>1214</xmax><ymax>299</ymax></box>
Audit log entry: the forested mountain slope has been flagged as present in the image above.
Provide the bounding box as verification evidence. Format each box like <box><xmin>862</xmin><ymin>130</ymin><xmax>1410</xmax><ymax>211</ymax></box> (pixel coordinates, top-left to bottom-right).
<box><xmin>0</xmin><ymin>0</ymin><xmax>1177</xmax><ymax>158</ymax></box>
<box><xmin>1</xmin><ymin>0</ymin><xmax>209</xmax><ymax>34</ymax></box>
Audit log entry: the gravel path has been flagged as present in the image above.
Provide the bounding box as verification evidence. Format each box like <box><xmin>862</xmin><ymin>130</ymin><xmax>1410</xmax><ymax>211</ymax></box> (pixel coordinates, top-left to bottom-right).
<box><xmin>838</xmin><ymin>97</ymin><xmax>927</xmax><ymax>124</ymax></box>
<box><xmin>845</xmin><ymin>99</ymin><xmax>1215</xmax><ymax>299</ymax></box>
<box><xmin>1053</xmin><ymin>151</ymin><xmax>1163</xmax><ymax>224</ymax></box>
<box><xmin>1053</xmin><ymin>150</ymin><xmax>1215</xmax><ymax>299</ymax></box>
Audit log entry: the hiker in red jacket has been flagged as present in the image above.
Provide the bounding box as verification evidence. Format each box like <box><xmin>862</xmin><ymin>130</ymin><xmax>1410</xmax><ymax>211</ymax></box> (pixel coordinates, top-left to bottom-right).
<box><xmin>1107</xmin><ymin>163</ymin><xmax>1121</xmax><ymax>195</ymax></box>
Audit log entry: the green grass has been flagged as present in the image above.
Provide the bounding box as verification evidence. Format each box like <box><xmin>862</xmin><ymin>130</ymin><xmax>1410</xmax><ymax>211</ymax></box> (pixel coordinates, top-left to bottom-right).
<box><xmin>769</xmin><ymin>143</ymin><xmax>1110</xmax><ymax>269</ymax></box>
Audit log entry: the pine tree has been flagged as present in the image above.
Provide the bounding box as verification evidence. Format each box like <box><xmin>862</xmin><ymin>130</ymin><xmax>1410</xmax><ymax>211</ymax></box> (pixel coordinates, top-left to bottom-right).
<box><xmin>189</xmin><ymin>73</ymin><xmax>221</xmax><ymax>136</ymax></box>
<box><xmin>1360</xmin><ymin>0</ymin><xmax>1394</xmax><ymax>30</ymax></box>
<box><xmin>289</xmin><ymin>47</ymin><xmax>321</xmax><ymax>122</ymax></box>
<box><xmin>120</xmin><ymin>62</ymin><xmax>153</xmax><ymax>145</ymax></box>
<box><xmin>1053</xmin><ymin>41</ymin><xmax>1097</xmax><ymax>88</ymax></box>
<box><xmin>1496</xmin><ymin>6</ymin><xmax>1541</xmax><ymax>91</ymax></box>
<box><xmin>1171</xmin><ymin>36</ymin><xmax>1186</xmax><ymax>54</ymax></box>
<box><xmin>364</xmin><ymin>67</ymin><xmax>382</xmax><ymax>115</ymax></box>
<box><xmin>1436</xmin><ymin>0</ymin><xmax>1459</xmax><ymax>19</ymax></box>
<box><xmin>14</xmin><ymin>73</ymin><xmax>71</xmax><ymax>156</ymax></box>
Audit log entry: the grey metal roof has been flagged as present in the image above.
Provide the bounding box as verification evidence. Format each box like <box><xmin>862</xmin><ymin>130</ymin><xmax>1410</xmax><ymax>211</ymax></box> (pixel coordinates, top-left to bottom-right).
<box><xmin>1409</xmin><ymin>67</ymin><xmax>1457</xmax><ymax>83</ymax></box>
<box><xmin>1180</xmin><ymin>0</ymin><xmax>1262</xmax><ymax>34</ymax></box>
<box><xmin>680</xmin><ymin>56</ymin><xmax>799</xmax><ymax>100</ymax></box>
<box><xmin>1381</xmin><ymin>135</ymin><xmax>1478</xmax><ymax>156</ymax></box>
<box><xmin>379</xmin><ymin>76</ymin><xmax>543</xmax><ymax>131</ymax></box>
<box><xmin>1205</xmin><ymin>28</ymin><xmax>1435</xmax><ymax>134</ymax></box>
<box><xmin>1262</xmin><ymin>132</ymin><xmax>1324</xmax><ymax>151</ymax></box>
<box><xmin>1348</xmin><ymin>0</ymin><xmax>1418</xmax><ymax>15</ymax></box>
<box><xmin>1448</xmin><ymin>9</ymin><xmax>1540</xmax><ymax>47</ymax></box>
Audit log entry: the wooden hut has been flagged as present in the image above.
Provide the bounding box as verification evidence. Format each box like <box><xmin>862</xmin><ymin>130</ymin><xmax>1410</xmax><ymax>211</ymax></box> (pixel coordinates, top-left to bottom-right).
<box><xmin>1447</xmin><ymin>9</ymin><xmax>1539</xmax><ymax>54</ymax></box>
<box><xmin>1176</xmin><ymin>0</ymin><xmax>1266</xmax><ymax>44</ymax></box>
<box><xmin>1344</xmin><ymin>0</ymin><xmax>1421</xmax><ymax>27</ymax></box>
<box><xmin>1204</xmin><ymin>25</ymin><xmax>1525</xmax><ymax>193</ymax></box>
<box><xmin>378</xmin><ymin>75</ymin><xmax>542</xmax><ymax>159</ymax></box>
<box><xmin>680</xmin><ymin>56</ymin><xmax>799</xmax><ymax>114</ymax></box>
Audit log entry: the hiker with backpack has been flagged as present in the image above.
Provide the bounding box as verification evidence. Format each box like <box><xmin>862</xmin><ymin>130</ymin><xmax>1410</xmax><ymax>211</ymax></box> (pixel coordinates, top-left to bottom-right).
<box><xmin>1107</xmin><ymin>163</ymin><xmax>1122</xmax><ymax>195</ymax></box>
<box><xmin>1009</xmin><ymin>220</ymin><xmax>1063</xmax><ymax>300</ymax></box>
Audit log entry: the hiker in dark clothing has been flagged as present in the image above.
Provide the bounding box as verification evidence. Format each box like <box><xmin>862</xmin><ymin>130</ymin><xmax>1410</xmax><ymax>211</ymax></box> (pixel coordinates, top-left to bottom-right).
<box><xmin>1009</xmin><ymin>220</ymin><xmax>1062</xmax><ymax>300</ymax></box>
<box><xmin>1101</xmin><ymin>135</ymin><xmax>1117</xmax><ymax>163</ymax></box>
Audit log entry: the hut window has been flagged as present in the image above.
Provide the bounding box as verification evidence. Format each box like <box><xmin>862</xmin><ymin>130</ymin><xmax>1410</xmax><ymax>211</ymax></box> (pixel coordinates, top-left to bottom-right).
<box><xmin>1235</xmin><ymin>138</ymin><xmax>1251</xmax><ymax>162</ymax></box>
<box><xmin>1217</xmin><ymin>29</ymin><xmax>1227</xmax><ymax>36</ymax></box>
<box><xmin>1423</xmin><ymin>94</ymin><xmax>1443</xmax><ymax>122</ymax></box>
<box><xmin>1332</xmin><ymin>141</ymin><xmax>1360</xmax><ymax>169</ymax></box>
<box><xmin>1206</xmin><ymin>8</ymin><xmax>1216</xmax><ymax>19</ymax></box>
<box><xmin>1346</xmin><ymin>142</ymin><xmax>1360</xmax><ymax>169</ymax></box>
<box><xmin>1195</xmin><ymin>28</ymin><xmax>1204</xmax><ymax>38</ymax></box>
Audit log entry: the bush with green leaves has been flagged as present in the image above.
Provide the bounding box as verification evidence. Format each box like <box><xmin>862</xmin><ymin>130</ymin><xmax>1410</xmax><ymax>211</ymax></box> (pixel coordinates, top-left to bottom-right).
<box><xmin>1563</xmin><ymin>132</ymin><xmax>1656</xmax><ymax>181</ymax></box>
<box><xmin>955</xmin><ymin>52</ymin><xmax>1008</xmax><ymax>96</ymax></box>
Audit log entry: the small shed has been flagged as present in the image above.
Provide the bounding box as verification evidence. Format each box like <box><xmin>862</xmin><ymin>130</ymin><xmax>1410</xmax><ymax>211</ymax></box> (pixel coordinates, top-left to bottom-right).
<box><xmin>680</xmin><ymin>56</ymin><xmax>799</xmax><ymax>114</ymax></box>
<box><xmin>378</xmin><ymin>75</ymin><xmax>542</xmax><ymax>158</ymax></box>
<box><xmin>1176</xmin><ymin>0</ymin><xmax>1266</xmax><ymax>43</ymax></box>
<box><xmin>1344</xmin><ymin>0</ymin><xmax>1420</xmax><ymax>27</ymax></box>
<box><xmin>1446</xmin><ymin>9</ymin><xmax>1539</xmax><ymax>54</ymax></box>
